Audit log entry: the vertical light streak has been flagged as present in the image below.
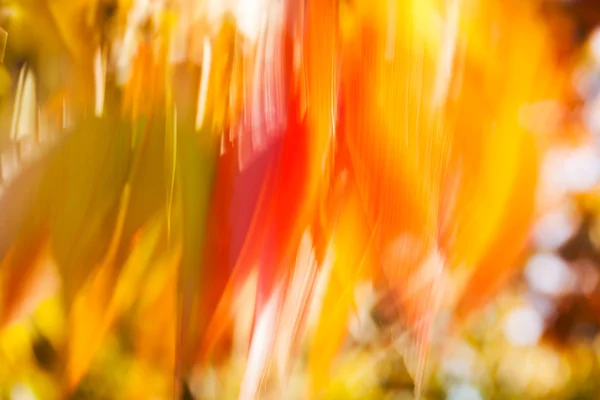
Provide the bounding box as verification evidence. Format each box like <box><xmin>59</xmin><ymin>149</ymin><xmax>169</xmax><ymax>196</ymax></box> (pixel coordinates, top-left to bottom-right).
<box><xmin>196</xmin><ymin>38</ymin><xmax>213</xmax><ymax>130</ymax></box>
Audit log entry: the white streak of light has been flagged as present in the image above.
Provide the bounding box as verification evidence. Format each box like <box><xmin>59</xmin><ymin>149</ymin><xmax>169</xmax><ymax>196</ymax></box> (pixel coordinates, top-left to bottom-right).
<box><xmin>11</xmin><ymin>65</ymin><xmax>35</xmax><ymax>141</ymax></box>
<box><xmin>10</xmin><ymin>66</ymin><xmax>26</xmax><ymax>140</ymax></box>
<box><xmin>590</xmin><ymin>28</ymin><xmax>600</xmax><ymax>63</ymax></box>
<box><xmin>239</xmin><ymin>283</ymin><xmax>282</xmax><ymax>400</ymax></box>
<box><xmin>250</xmin><ymin>32</ymin><xmax>266</xmax><ymax>149</ymax></box>
<box><xmin>276</xmin><ymin>231</ymin><xmax>317</xmax><ymax>380</ymax></box>
<box><xmin>433</xmin><ymin>0</ymin><xmax>460</xmax><ymax>107</ymax></box>
<box><xmin>196</xmin><ymin>38</ymin><xmax>213</xmax><ymax>130</ymax></box>
<box><xmin>94</xmin><ymin>46</ymin><xmax>107</xmax><ymax>117</ymax></box>
<box><xmin>542</xmin><ymin>145</ymin><xmax>600</xmax><ymax>194</ymax></box>
<box><xmin>234</xmin><ymin>0</ymin><xmax>267</xmax><ymax>43</ymax></box>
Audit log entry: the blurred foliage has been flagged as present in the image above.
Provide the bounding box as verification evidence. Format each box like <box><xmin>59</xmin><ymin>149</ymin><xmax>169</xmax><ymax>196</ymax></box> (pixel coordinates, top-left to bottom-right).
<box><xmin>2</xmin><ymin>0</ymin><xmax>600</xmax><ymax>399</ymax></box>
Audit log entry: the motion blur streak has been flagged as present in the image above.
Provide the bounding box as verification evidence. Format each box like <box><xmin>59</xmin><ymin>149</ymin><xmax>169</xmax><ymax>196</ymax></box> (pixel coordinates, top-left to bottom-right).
<box><xmin>0</xmin><ymin>0</ymin><xmax>568</xmax><ymax>398</ymax></box>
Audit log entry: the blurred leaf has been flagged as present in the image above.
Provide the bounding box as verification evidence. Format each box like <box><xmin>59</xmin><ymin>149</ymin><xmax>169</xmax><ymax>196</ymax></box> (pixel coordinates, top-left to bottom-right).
<box><xmin>47</xmin><ymin>115</ymin><xmax>130</xmax><ymax>302</ymax></box>
<box><xmin>455</xmin><ymin>134</ymin><xmax>538</xmax><ymax>320</ymax></box>
<box><xmin>116</xmin><ymin>114</ymin><xmax>167</xmax><ymax>264</ymax></box>
<box><xmin>441</xmin><ymin>1</ymin><xmax>557</xmax><ymax>271</ymax></box>
<box><xmin>66</xmin><ymin>216</ymin><xmax>163</xmax><ymax>388</ymax></box>
<box><xmin>0</xmin><ymin>239</ymin><xmax>57</xmax><ymax>329</ymax></box>
<box><xmin>130</xmin><ymin>247</ymin><xmax>179</xmax><ymax>377</ymax></box>
<box><xmin>309</xmin><ymin>178</ymin><xmax>375</xmax><ymax>395</ymax></box>
<box><xmin>45</xmin><ymin>0</ymin><xmax>95</xmax><ymax>61</ymax></box>
<box><xmin>175</xmin><ymin>123</ymin><xmax>219</xmax><ymax>377</ymax></box>
<box><xmin>0</xmin><ymin>28</ymin><xmax>6</xmax><ymax>63</ymax></box>
<box><xmin>0</xmin><ymin>135</ymin><xmax>65</xmax><ymax>329</ymax></box>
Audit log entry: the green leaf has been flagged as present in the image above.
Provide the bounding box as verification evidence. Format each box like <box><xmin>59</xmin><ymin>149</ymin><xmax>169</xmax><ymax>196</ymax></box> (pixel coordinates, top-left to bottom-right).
<box><xmin>115</xmin><ymin>115</ymin><xmax>167</xmax><ymax>265</ymax></box>
<box><xmin>175</xmin><ymin>123</ymin><xmax>220</xmax><ymax>370</ymax></box>
<box><xmin>47</xmin><ymin>115</ymin><xmax>131</xmax><ymax>303</ymax></box>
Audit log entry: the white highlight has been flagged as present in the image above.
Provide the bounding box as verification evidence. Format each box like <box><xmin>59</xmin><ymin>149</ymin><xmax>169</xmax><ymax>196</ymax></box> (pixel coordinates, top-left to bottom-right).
<box><xmin>239</xmin><ymin>283</ymin><xmax>282</xmax><ymax>400</ymax></box>
<box><xmin>590</xmin><ymin>28</ymin><xmax>600</xmax><ymax>63</ymax></box>
<box><xmin>542</xmin><ymin>145</ymin><xmax>600</xmax><ymax>194</ymax></box>
<box><xmin>11</xmin><ymin>66</ymin><xmax>36</xmax><ymax>141</ymax></box>
<box><xmin>276</xmin><ymin>232</ymin><xmax>317</xmax><ymax>379</ymax></box>
<box><xmin>348</xmin><ymin>282</ymin><xmax>378</xmax><ymax>344</ymax></box>
<box><xmin>503</xmin><ymin>305</ymin><xmax>544</xmax><ymax>347</ymax></box>
<box><xmin>533</xmin><ymin>203</ymin><xmax>577</xmax><ymax>251</ymax></box>
<box><xmin>525</xmin><ymin>253</ymin><xmax>576</xmax><ymax>296</ymax></box>
<box><xmin>233</xmin><ymin>0</ymin><xmax>268</xmax><ymax>43</ymax></box>
<box><xmin>447</xmin><ymin>384</ymin><xmax>482</xmax><ymax>400</ymax></box>
<box><xmin>94</xmin><ymin>46</ymin><xmax>107</xmax><ymax>117</ymax></box>
<box><xmin>10</xmin><ymin>384</ymin><xmax>37</xmax><ymax>400</ymax></box>
<box><xmin>440</xmin><ymin>340</ymin><xmax>478</xmax><ymax>382</ymax></box>
<box><xmin>196</xmin><ymin>38</ymin><xmax>213</xmax><ymax>130</ymax></box>
<box><xmin>116</xmin><ymin>0</ymin><xmax>164</xmax><ymax>84</ymax></box>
